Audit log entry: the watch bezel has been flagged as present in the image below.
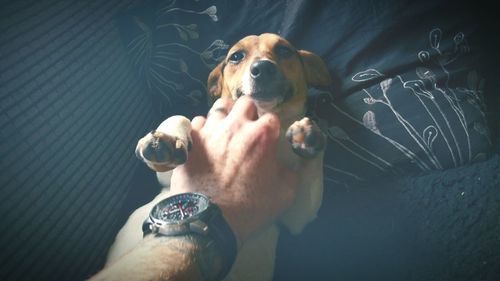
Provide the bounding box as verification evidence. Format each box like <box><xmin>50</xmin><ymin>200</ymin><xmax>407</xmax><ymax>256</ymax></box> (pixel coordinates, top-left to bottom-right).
<box><xmin>144</xmin><ymin>192</ymin><xmax>216</xmax><ymax>236</ymax></box>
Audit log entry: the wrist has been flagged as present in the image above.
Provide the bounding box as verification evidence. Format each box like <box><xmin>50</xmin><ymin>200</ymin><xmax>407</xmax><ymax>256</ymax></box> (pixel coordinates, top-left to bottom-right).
<box><xmin>142</xmin><ymin>192</ymin><xmax>238</xmax><ymax>280</ymax></box>
<box><xmin>155</xmin><ymin>234</ymin><xmax>226</xmax><ymax>281</ymax></box>
<box><xmin>89</xmin><ymin>235</ymin><xmax>222</xmax><ymax>281</ymax></box>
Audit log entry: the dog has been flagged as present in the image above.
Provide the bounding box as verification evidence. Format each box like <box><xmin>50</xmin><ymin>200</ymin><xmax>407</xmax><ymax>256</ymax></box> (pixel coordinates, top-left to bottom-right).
<box><xmin>106</xmin><ymin>33</ymin><xmax>332</xmax><ymax>280</ymax></box>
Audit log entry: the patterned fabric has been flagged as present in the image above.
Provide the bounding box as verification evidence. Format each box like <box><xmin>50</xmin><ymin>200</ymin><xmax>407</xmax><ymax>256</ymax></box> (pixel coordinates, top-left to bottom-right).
<box><xmin>316</xmin><ymin>36</ymin><xmax>491</xmax><ymax>183</ymax></box>
<box><xmin>116</xmin><ymin>0</ymin><xmax>225</xmax><ymax>118</ymax></box>
<box><xmin>117</xmin><ymin>0</ymin><xmax>492</xmax><ymax>185</ymax></box>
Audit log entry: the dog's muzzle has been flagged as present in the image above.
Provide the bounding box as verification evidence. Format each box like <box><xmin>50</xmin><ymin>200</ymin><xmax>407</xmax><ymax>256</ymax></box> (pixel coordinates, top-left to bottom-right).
<box><xmin>244</xmin><ymin>60</ymin><xmax>292</xmax><ymax>102</ymax></box>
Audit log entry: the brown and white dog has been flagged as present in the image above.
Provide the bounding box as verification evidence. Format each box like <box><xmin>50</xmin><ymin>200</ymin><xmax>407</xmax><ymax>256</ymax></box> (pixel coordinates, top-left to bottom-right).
<box><xmin>106</xmin><ymin>33</ymin><xmax>332</xmax><ymax>280</ymax></box>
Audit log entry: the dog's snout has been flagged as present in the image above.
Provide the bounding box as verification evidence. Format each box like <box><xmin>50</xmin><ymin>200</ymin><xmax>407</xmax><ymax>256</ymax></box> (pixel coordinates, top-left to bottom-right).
<box><xmin>250</xmin><ymin>60</ymin><xmax>276</xmax><ymax>80</ymax></box>
<box><xmin>244</xmin><ymin>58</ymin><xmax>290</xmax><ymax>101</ymax></box>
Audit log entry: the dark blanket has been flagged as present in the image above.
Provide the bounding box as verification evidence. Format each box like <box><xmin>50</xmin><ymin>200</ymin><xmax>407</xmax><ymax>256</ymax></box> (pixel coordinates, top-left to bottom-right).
<box><xmin>275</xmin><ymin>152</ymin><xmax>500</xmax><ymax>281</ymax></box>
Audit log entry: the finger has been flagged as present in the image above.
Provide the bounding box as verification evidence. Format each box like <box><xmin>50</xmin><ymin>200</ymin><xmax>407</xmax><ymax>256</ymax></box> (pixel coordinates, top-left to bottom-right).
<box><xmin>191</xmin><ymin>116</ymin><xmax>206</xmax><ymax>131</ymax></box>
<box><xmin>205</xmin><ymin>98</ymin><xmax>234</xmax><ymax>129</ymax></box>
<box><xmin>228</xmin><ymin>96</ymin><xmax>258</xmax><ymax>121</ymax></box>
<box><xmin>207</xmin><ymin>98</ymin><xmax>233</xmax><ymax>119</ymax></box>
<box><xmin>255</xmin><ymin>112</ymin><xmax>281</xmax><ymax>141</ymax></box>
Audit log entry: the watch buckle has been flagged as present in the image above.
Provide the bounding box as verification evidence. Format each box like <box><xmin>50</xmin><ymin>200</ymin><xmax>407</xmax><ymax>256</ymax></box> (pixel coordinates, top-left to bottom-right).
<box><xmin>189</xmin><ymin>220</ymin><xmax>209</xmax><ymax>235</ymax></box>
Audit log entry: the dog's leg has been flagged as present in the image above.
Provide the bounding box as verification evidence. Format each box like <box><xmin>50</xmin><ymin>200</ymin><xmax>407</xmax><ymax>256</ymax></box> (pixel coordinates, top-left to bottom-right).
<box><xmin>286</xmin><ymin>117</ymin><xmax>326</xmax><ymax>159</ymax></box>
<box><xmin>225</xmin><ymin>225</ymin><xmax>279</xmax><ymax>281</ymax></box>
<box><xmin>135</xmin><ymin>115</ymin><xmax>192</xmax><ymax>173</ymax></box>
<box><xmin>280</xmin><ymin>153</ymin><xmax>324</xmax><ymax>235</ymax></box>
<box><xmin>280</xmin><ymin>117</ymin><xmax>326</xmax><ymax>234</ymax></box>
<box><xmin>106</xmin><ymin>116</ymin><xmax>192</xmax><ymax>266</ymax></box>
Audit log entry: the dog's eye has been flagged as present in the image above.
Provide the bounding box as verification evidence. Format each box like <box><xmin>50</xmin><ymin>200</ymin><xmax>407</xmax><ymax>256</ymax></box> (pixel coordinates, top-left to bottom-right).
<box><xmin>228</xmin><ymin>51</ymin><xmax>245</xmax><ymax>64</ymax></box>
<box><xmin>275</xmin><ymin>45</ymin><xmax>294</xmax><ymax>58</ymax></box>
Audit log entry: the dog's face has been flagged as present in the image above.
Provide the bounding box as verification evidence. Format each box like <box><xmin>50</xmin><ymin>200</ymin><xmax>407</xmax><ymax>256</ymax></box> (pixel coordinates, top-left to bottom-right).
<box><xmin>208</xmin><ymin>33</ymin><xmax>331</xmax><ymax>116</ymax></box>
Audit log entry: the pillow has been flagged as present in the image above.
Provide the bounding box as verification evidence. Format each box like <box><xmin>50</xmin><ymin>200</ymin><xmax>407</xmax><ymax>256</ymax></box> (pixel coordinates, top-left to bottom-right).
<box><xmin>117</xmin><ymin>0</ymin><xmax>492</xmax><ymax>185</ymax></box>
<box><xmin>312</xmin><ymin>55</ymin><xmax>491</xmax><ymax>184</ymax></box>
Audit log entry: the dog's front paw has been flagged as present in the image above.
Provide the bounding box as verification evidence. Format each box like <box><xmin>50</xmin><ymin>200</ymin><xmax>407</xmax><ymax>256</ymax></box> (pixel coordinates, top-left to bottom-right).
<box><xmin>135</xmin><ymin>116</ymin><xmax>192</xmax><ymax>172</ymax></box>
<box><xmin>286</xmin><ymin>117</ymin><xmax>325</xmax><ymax>159</ymax></box>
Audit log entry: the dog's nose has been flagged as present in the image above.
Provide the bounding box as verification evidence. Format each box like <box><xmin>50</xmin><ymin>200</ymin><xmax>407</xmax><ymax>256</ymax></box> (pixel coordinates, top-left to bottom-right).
<box><xmin>250</xmin><ymin>60</ymin><xmax>276</xmax><ymax>80</ymax></box>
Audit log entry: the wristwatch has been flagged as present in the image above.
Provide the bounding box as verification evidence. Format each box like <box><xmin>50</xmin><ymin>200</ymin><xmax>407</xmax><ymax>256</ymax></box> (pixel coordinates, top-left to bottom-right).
<box><xmin>142</xmin><ymin>192</ymin><xmax>237</xmax><ymax>279</ymax></box>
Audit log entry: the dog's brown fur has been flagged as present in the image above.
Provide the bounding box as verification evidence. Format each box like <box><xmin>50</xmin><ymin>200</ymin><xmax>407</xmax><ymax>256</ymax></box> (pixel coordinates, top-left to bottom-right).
<box><xmin>208</xmin><ymin>33</ymin><xmax>331</xmax><ymax>125</ymax></box>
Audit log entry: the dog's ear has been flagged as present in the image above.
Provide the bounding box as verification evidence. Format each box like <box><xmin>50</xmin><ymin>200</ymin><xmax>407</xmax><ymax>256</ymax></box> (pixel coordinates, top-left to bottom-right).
<box><xmin>207</xmin><ymin>62</ymin><xmax>224</xmax><ymax>102</ymax></box>
<box><xmin>299</xmin><ymin>50</ymin><xmax>332</xmax><ymax>90</ymax></box>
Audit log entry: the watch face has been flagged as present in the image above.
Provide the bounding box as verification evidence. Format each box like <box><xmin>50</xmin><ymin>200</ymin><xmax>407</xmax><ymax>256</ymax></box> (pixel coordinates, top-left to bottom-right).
<box><xmin>152</xmin><ymin>193</ymin><xmax>210</xmax><ymax>222</ymax></box>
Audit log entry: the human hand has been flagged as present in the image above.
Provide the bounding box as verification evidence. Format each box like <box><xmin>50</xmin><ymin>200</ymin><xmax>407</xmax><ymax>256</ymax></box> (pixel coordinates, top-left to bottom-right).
<box><xmin>170</xmin><ymin>96</ymin><xmax>298</xmax><ymax>244</ymax></box>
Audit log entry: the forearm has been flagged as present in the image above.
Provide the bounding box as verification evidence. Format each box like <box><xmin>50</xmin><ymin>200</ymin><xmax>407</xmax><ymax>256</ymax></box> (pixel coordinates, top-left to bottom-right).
<box><xmin>90</xmin><ymin>235</ymin><xmax>224</xmax><ymax>281</ymax></box>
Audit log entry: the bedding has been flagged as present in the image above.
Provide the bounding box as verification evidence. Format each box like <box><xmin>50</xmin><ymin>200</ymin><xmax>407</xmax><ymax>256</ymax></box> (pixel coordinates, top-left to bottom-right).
<box><xmin>0</xmin><ymin>0</ymin><xmax>497</xmax><ymax>280</ymax></box>
<box><xmin>115</xmin><ymin>0</ymin><xmax>498</xmax><ymax>280</ymax></box>
<box><xmin>116</xmin><ymin>0</ymin><xmax>492</xmax><ymax>183</ymax></box>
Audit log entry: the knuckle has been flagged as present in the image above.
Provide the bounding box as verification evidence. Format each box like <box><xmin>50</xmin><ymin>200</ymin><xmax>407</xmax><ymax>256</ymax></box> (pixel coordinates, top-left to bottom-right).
<box><xmin>192</xmin><ymin>116</ymin><xmax>206</xmax><ymax>123</ymax></box>
<box><xmin>260</xmin><ymin>114</ymin><xmax>280</xmax><ymax>136</ymax></box>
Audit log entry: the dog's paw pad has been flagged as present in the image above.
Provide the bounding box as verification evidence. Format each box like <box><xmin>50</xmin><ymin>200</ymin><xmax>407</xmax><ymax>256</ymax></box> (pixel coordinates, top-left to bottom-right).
<box><xmin>286</xmin><ymin>117</ymin><xmax>325</xmax><ymax>158</ymax></box>
<box><xmin>136</xmin><ymin>130</ymin><xmax>190</xmax><ymax>171</ymax></box>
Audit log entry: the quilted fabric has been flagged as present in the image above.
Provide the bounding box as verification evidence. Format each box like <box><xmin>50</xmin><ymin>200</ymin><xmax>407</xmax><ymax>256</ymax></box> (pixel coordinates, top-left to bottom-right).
<box><xmin>274</xmin><ymin>152</ymin><xmax>500</xmax><ymax>281</ymax></box>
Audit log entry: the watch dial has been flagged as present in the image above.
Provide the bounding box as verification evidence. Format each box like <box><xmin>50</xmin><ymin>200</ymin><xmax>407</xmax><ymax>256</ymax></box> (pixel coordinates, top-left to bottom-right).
<box><xmin>153</xmin><ymin>193</ymin><xmax>209</xmax><ymax>222</ymax></box>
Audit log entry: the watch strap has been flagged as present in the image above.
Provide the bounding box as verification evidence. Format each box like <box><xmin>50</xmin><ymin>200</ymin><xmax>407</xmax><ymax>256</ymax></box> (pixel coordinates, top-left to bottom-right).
<box><xmin>204</xmin><ymin>204</ymin><xmax>237</xmax><ymax>280</ymax></box>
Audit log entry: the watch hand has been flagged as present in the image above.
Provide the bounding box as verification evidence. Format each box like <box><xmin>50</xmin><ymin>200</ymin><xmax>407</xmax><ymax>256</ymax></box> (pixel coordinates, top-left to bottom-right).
<box><xmin>178</xmin><ymin>204</ymin><xmax>186</xmax><ymax>219</ymax></box>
